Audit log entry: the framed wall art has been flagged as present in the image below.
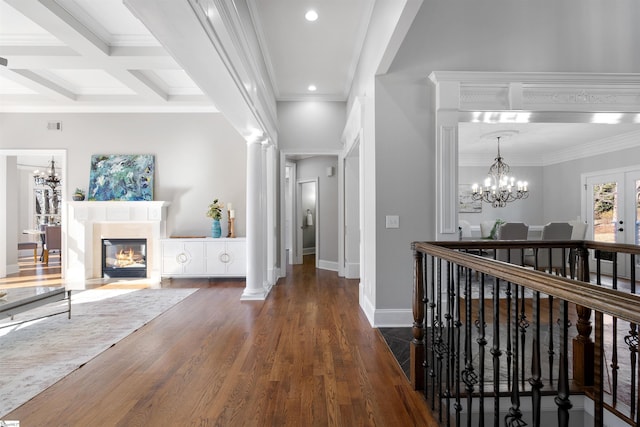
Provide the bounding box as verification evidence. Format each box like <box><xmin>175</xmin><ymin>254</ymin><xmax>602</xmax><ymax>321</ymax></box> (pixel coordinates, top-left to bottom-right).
<box><xmin>88</xmin><ymin>154</ymin><xmax>154</xmax><ymax>201</ymax></box>
<box><xmin>458</xmin><ymin>184</ymin><xmax>482</xmax><ymax>213</ymax></box>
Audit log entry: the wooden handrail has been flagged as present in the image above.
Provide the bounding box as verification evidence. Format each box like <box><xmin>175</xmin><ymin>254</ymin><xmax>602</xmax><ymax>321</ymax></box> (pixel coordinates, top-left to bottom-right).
<box><xmin>412</xmin><ymin>241</ymin><xmax>640</xmax><ymax>329</ymax></box>
<box><xmin>412</xmin><ymin>239</ymin><xmax>640</xmax><ymax>426</ymax></box>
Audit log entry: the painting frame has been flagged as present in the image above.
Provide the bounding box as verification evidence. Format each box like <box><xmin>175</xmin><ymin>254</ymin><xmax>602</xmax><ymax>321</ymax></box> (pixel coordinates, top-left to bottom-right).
<box><xmin>458</xmin><ymin>184</ymin><xmax>482</xmax><ymax>213</ymax></box>
<box><xmin>88</xmin><ymin>154</ymin><xmax>154</xmax><ymax>201</ymax></box>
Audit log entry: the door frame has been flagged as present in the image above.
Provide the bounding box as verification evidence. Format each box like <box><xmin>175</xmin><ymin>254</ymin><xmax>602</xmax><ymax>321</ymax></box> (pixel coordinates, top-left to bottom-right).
<box><xmin>582</xmin><ymin>165</ymin><xmax>640</xmax><ymax>278</ymax></box>
<box><xmin>0</xmin><ymin>149</ymin><xmax>67</xmax><ymax>278</ymax></box>
<box><xmin>295</xmin><ymin>177</ymin><xmax>319</xmax><ymax>267</ymax></box>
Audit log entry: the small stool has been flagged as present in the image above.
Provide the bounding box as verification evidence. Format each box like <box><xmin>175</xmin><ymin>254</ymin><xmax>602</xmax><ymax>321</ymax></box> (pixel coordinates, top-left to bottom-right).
<box><xmin>18</xmin><ymin>242</ymin><xmax>38</xmax><ymax>262</ymax></box>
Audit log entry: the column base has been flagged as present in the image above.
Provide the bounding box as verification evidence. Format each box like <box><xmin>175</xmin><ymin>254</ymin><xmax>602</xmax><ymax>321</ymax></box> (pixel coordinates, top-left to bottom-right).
<box><xmin>241</xmin><ymin>287</ymin><xmax>269</xmax><ymax>301</ymax></box>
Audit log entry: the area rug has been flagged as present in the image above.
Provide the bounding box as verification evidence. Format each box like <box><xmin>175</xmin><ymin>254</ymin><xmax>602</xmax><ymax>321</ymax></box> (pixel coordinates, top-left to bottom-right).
<box><xmin>0</xmin><ymin>288</ymin><xmax>197</xmax><ymax>416</ymax></box>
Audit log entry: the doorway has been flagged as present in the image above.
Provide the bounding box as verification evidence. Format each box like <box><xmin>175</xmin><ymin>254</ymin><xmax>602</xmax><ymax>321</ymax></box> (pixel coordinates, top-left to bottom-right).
<box><xmin>0</xmin><ymin>149</ymin><xmax>66</xmax><ymax>278</ymax></box>
<box><xmin>296</xmin><ymin>178</ymin><xmax>318</xmax><ymax>267</ymax></box>
<box><xmin>583</xmin><ymin>167</ymin><xmax>640</xmax><ymax>278</ymax></box>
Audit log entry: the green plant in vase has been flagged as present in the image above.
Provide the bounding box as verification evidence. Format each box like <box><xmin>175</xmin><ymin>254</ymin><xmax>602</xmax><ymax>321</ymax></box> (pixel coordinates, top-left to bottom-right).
<box><xmin>206</xmin><ymin>198</ymin><xmax>224</xmax><ymax>238</ymax></box>
<box><xmin>73</xmin><ymin>187</ymin><xmax>86</xmax><ymax>201</ymax></box>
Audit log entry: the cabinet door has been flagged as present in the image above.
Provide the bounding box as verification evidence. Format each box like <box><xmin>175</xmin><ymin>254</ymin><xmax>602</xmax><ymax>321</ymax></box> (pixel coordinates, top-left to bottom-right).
<box><xmin>205</xmin><ymin>242</ymin><xmax>227</xmax><ymax>275</ymax></box>
<box><xmin>181</xmin><ymin>242</ymin><xmax>205</xmax><ymax>275</ymax></box>
<box><xmin>162</xmin><ymin>241</ymin><xmax>187</xmax><ymax>275</ymax></box>
<box><xmin>225</xmin><ymin>241</ymin><xmax>246</xmax><ymax>276</ymax></box>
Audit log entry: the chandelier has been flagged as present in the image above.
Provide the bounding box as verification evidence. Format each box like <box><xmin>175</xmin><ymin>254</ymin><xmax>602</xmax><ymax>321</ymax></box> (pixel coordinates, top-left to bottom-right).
<box><xmin>471</xmin><ymin>137</ymin><xmax>528</xmax><ymax>208</ymax></box>
<box><xmin>34</xmin><ymin>157</ymin><xmax>61</xmax><ymax>189</ymax></box>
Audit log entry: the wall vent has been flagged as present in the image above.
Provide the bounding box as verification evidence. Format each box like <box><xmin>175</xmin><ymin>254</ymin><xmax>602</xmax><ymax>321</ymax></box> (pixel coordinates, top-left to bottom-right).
<box><xmin>47</xmin><ymin>121</ymin><xmax>62</xmax><ymax>131</ymax></box>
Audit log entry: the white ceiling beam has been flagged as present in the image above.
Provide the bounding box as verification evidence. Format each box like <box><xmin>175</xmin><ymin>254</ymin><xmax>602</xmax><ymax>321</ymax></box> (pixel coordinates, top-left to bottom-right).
<box><xmin>4</xmin><ymin>0</ymin><xmax>174</xmax><ymax>102</ymax></box>
<box><xmin>0</xmin><ymin>67</ymin><xmax>76</xmax><ymax>101</ymax></box>
<box><xmin>127</xmin><ymin>70</ymin><xmax>168</xmax><ymax>101</ymax></box>
<box><xmin>0</xmin><ymin>54</ymin><xmax>179</xmax><ymax>70</ymax></box>
<box><xmin>5</xmin><ymin>0</ymin><xmax>109</xmax><ymax>56</ymax></box>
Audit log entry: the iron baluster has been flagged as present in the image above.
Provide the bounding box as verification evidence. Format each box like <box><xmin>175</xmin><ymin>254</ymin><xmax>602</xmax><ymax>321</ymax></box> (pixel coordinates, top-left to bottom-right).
<box><xmin>528</xmin><ymin>291</ymin><xmax>543</xmax><ymax>427</ymax></box>
<box><xmin>506</xmin><ymin>281</ymin><xmax>513</xmax><ymax>391</ymax></box>
<box><xmin>519</xmin><ymin>285</ymin><xmax>529</xmax><ymax>389</ymax></box>
<box><xmin>444</xmin><ymin>261</ymin><xmax>453</xmax><ymax>427</ymax></box>
<box><xmin>491</xmin><ymin>275</ymin><xmax>502</xmax><ymax>425</ymax></box>
<box><xmin>435</xmin><ymin>258</ymin><xmax>444</xmax><ymax>422</ymax></box>
<box><xmin>548</xmin><ymin>295</ymin><xmax>555</xmax><ymax>386</ymax></box>
<box><xmin>611</xmin><ymin>255</ymin><xmax>619</xmax><ymax>407</ymax></box>
<box><xmin>555</xmin><ymin>300</ymin><xmax>572</xmax><ymax>427</ymax></box>
<box><xmin>462</xmin><ymin>265</ymin><xmax>477</xmax><ymax>427</ymax></box>
<box><xmin>454</xmin><ymin>264</ymin><xmax>463</xmax><ymax>427</ymax></box>
<box><xmin>429</xmin><ymin>256</ymin><xmax>437</xmax><ymax>408</ymax></box>
<box><xmin>476</xmin><ymin>273</ymin><xmax>487</xmax><ymax>427</ymax></box>
<box><xmin>505</xmin><ymin>280</ymin><xmax>524</xmax><ymax>427</ymax></box>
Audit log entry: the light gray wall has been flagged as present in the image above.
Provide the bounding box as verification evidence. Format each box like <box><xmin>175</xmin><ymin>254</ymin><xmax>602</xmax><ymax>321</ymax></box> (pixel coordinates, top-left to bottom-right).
<box><xmin>296</xmin><ymin>156</ymin><xmax>339</xmax><ymax>265</ymax></box>
<box><xmin>0</xmin><ymin>113</ymin><xmax>247</xmax><ymax>237</ymax></box>
<box><xmin>543</xmin><ymin>146</ymin><xmax>640</xmax><ymax>222</ymax></box>
<box><xmin>374</xmin><ymin>0</ymin><xmax>640</xmax><ymax>311</ymax></box>
<box><xmin>277</xmin><ymin>101</ymin><xmax>346</xmax><ymax>151</ymax></box>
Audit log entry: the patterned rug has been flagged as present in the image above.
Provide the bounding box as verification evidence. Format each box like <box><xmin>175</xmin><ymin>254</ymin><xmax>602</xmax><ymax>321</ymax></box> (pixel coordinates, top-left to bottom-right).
<box><xmin>0</xmin><ymin>288</ymin><xmax>197</xmax><ymax>416</ymax></box>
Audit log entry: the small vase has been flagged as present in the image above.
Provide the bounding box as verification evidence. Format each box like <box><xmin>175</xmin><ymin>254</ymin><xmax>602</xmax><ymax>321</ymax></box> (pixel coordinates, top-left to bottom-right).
<box><xmin>211</xmin><ymin>219</ymin><xmax>222</xmax><ymax>238</ymax></box>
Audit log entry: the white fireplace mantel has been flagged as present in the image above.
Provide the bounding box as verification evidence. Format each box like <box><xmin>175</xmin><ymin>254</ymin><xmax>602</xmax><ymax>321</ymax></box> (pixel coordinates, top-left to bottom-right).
<box><xmin>65</xmin><ymin>201</ymin><xmax>170</xmax><ymax>287</ymax></box>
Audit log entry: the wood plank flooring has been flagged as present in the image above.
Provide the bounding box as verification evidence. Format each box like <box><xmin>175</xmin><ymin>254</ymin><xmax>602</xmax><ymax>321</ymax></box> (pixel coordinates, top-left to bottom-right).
<box><xmin>3</xmin><ymin>256</ymin><xmax>436</xmax><ymax>426</ymax></box>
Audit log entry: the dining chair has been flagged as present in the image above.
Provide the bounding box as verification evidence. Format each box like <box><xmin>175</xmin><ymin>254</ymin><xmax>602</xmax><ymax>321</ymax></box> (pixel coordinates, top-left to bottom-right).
<box><xmin>495</xmin><ymin>222</ymin><xmax>529</xmax><ymax>264</ymax></box>
<box><xmin>43</xmin><ymin>225</ymin><xmax>62</xmax><ymax>266</ymax></box>
<box><xmin>523</xmin><ymin>222</ymin><xmax>573</xmax><ymax>273</ymax></box>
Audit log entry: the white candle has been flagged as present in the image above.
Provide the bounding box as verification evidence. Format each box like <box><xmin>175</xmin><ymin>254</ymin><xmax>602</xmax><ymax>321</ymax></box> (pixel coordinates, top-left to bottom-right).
<box><xmin>227</xmin><ymin>203</ymin><xmax>233</xmax><ymax>212</ymax></box>
<box><xmin>230</xmin><ymin>209</ymin><xmax>235</xmax><ymax>219</ymax></box>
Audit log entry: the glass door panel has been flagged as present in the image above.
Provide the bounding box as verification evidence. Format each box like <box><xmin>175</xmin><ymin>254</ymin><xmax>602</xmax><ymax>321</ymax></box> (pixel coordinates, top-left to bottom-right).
<box><xmin>586</xmin><ymin>168</ymin><xmax>640</xmax><ymax>278</ymax></box>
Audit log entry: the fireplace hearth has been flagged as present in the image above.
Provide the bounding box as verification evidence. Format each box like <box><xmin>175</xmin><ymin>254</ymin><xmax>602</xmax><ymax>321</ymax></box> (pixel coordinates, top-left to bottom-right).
<box><xmin>102</xmin><ymin>238</ymin><xmax>147</xmax><ymax>278</ymax></box>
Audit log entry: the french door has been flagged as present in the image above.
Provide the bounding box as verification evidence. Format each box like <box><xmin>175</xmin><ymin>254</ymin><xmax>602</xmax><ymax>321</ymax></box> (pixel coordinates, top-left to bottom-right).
<box><xmin>584</xmin><ymin>168</ymin><xmax>640</xmax><ymax>278</ymax></box>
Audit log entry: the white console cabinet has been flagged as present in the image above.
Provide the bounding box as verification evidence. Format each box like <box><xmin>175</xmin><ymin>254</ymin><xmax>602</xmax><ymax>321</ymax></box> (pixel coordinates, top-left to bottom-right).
<box><xmin>161</xmin><ymin>237</ymin><xmax>246</xmax><ymax>277</ymax></box>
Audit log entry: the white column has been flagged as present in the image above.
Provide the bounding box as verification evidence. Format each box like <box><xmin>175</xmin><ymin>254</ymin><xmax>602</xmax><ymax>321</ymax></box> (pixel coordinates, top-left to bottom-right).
<box><xmin>242</xmin><ymin>138</ymin><xmax>266</xmax><ymax>300</ymax></box>
<box><xmin>262</xmin><ymin>143</ymin><xmax>269</xmax><ymax>290</ymax></box>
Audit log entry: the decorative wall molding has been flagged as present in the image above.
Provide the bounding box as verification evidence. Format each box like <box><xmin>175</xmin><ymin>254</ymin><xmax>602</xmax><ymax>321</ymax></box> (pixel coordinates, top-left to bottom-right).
<box><xmin>430</xmin><ymin>71</ymin><xmax>640</xmax><ymax>239</ymax></box>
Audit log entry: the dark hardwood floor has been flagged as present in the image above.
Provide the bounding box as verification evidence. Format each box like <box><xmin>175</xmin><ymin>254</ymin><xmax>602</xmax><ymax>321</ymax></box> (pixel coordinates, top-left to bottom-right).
<box><xmin>3</xmin><ymin>255</ymin><xmax>436</xmax><ymax>426</ymax></box>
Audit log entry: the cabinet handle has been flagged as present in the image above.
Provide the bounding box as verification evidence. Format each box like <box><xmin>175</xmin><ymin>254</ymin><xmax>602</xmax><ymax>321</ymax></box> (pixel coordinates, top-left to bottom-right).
<box><xmin>176</xmin><ymin>253</ymin><xmax>188</xmax><ymax>264</ymax></box>
<box><xmin>219</xmin><ymin>252</ymin><xmax>230</xmax><ymax>263</ymax></box>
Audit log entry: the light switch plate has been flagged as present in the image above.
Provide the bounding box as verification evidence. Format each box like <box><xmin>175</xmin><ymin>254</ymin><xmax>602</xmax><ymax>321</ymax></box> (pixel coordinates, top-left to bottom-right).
<box><xmin>385</xmin><ymin>215</ymin><xmax>399</xmax><ymax>229</ymax></box>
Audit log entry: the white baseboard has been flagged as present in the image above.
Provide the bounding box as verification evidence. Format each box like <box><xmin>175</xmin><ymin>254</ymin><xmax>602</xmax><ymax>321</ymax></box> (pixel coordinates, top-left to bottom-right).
<box><xmin>372</xmin><ymin>309</ymin><xmax>413</xmax><ymax>327</ymax></box>
<box><xmin>345</xmin><ymin>262</ymin><xmax>359</xmax><ymax>279</ymax></box>
<box><xmin>6</xmin><ymin>263</ymin><xmax>20</xmax><ymax>276</ymax></box>
<box><xmin>360</xmin><ymin>290</ymin><xmax>375</xmax><ymax>327</ymax></box>
<box><xmin>318</xmin><ymin>259</ymin><xmax>338</xmax><ymax>271</ymax></box>
<box><xmin>303</xmin><ymin>247</ymin><xmax>315</xmax><ymax>255</ymax></box>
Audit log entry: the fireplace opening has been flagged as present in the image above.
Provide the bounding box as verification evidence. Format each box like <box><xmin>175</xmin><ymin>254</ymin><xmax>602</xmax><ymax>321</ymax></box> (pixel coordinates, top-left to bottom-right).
<box><xmin>102</xmin><ymin>238</ymin><xmax>147</xmax><ymax>278</ymax></box>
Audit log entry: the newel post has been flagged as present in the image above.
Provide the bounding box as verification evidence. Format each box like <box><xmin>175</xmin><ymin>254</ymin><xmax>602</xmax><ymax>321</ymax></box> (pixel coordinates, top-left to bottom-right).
<box><xmin>411</xmin><ymin>244</ymin><xmax>425</xmax><ymax>390</ymax></box>
<box><xmin>573</xmin><ymin>245</ymin><xmax>594</xmax><ymax>386</ymax></box>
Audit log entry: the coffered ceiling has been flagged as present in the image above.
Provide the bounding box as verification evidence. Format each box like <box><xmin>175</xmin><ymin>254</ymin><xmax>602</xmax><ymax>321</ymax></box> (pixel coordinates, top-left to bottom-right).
<box><xmin>0</xmin><ymin>0</ymin><xmax>212</xmax><ymax>112</ymax></box>
<box><xmin>1</xmin><ymin>0</ymin><xmax>638</xmax><ymax>162</ymax></box>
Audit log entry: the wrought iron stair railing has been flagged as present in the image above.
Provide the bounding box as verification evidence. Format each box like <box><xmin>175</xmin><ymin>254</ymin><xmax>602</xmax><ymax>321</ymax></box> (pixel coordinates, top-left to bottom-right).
<box><xmin>411</xmin><ymin>239</ymin><xmax>640</xmax><ymax>427</ymax></box>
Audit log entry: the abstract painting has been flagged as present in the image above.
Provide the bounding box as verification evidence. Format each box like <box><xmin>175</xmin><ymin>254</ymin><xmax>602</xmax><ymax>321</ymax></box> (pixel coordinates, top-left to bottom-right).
<box><xmin>88</xmin><ymin>154</ymin><xmax>154</xmax><ymax>201</ymax></box>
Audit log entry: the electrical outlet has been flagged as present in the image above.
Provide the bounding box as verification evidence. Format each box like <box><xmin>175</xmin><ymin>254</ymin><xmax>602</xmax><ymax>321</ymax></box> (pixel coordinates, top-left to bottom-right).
<box><xmin>385</xmin><ymin>215</ymin><xmax>399</xmax><ymax>229</ymax></box>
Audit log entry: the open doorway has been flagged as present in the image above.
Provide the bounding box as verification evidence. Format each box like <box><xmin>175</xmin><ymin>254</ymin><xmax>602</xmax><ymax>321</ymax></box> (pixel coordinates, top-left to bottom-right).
<box><xmin>283</xmin><ymin>154</ymin><xmax>339</xmax><ymax>272</ymax></box>
<box><xmin>0</xmin><ymin>149</ymin><xmax>66</xmax><ymax>278</ymax></box>
<box><xmin>297</xmin><ymin>178</ymin><xmax>318</xmax><ymax>267</ymax></box>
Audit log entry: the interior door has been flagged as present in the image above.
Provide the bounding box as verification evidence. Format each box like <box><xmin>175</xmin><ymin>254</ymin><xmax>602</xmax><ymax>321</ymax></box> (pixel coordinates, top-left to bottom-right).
<box><xmin>585</xmin><ymin>169</ymin><xmax>640</xmax><ymax>278</ymax></box>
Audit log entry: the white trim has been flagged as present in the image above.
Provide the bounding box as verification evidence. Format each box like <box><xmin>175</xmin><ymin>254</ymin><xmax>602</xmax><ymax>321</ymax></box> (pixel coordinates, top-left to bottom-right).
<box><xmin>360</xmin><ymin>288</ymin><xmax>375</xmax><ymax>327</ymax></box>
<box><xmin>318</xmin><ymin>260</ymin><xmax>339</xmax><ymax>272</ymax></box>
<box><xmin>372</xmin><ymin>309</ymin><xmax>413</xmax><ymax>328</ymax></box>
<box><xmin>430</xmin><ymin>71</ymin><xmax>640</xmax><ymax>240</ymax></box>
<box><xmin>345</xmin><ymin>262</ymin><xmax>359</xmax><ymax>279</ymax></box>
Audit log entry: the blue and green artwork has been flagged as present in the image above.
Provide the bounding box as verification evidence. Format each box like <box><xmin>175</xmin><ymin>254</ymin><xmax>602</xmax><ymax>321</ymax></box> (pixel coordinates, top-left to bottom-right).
<box><xmin>88</xmin><ymin>154</ymin><xmax>154</xmax><ymax>201</ymax></box>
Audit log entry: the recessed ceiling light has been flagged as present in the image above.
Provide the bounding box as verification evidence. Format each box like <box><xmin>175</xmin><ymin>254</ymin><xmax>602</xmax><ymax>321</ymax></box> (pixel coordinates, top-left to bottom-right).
<box><xmin>308</xmin><ymin>85</ymin><xmax>317</xmax><ymax>92</ymax></box>
<box><xmin>305</xmin><ymin>10</ymin><xmax>318</xmax><ymax>22</ymax></box>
